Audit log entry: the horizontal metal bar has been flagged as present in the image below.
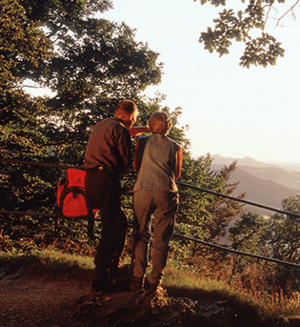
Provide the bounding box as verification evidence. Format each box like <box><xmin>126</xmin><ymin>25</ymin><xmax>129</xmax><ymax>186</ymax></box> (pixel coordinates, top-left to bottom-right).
<box><xmin>2</xmin><ymin>210</ymin><xmax>299</xmax><ymax>269</ymax></box>
<box><xmin>2</xmin><ymin>158</ymin><xmax>299</xmax><ymax>218</ymax></box>
<box><xmin>176</xmin><ymin>181</ymin><xmax>300</xmax><ymax>219</ymax></box>
<box><xmin>0</xmin><ymin>210</ymin><xmax>57</xmax><ymax>218</ymax></box>
<box><xmin>2</xmin><ymin>158</ymin><xmax>299</xmax><ymax>217</ymax></box>
<box><xmin>0</xmin><ymin>158</ymin><xmax>82</xmax><ymax>169</ymax></box>
<box><xmin>172</xmin><ymin>232</ymin><xmax>300</xmax><ymax>269</ymax></box>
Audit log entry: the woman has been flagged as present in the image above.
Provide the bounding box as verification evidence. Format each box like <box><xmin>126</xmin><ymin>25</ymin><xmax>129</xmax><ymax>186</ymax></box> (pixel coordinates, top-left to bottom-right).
<box><xmin>130</xmin><ymin>111</ymin><xmax>182</xmax><ymax>293</ymax></box>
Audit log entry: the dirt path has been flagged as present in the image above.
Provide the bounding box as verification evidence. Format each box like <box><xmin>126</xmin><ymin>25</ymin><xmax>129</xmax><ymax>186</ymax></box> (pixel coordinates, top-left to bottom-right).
<box><xmin>0</xmin><ymin>265</ymin><xmax>91</xmax><ymax>327</ymax></box>
<box><xmin>0</xmin><ymin>264</ymin><xmax>299</xmax><ymax>327</ymax></box>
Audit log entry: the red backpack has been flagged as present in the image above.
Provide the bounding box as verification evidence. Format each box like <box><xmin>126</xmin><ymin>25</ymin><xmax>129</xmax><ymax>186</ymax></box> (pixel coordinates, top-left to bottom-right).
<box><xmin>56</xmin><ymin>168</ymin><xmax>97</xmax><ymax>238</ymax></box>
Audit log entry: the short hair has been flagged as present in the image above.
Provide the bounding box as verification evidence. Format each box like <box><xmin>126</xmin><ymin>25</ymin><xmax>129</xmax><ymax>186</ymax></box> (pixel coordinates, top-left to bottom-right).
<box><xmin>148</xmin><ymin>111</ymin><xmax>172</xmax><ymax>135</ymax></box>
<box><xmin>115</xmin><ymin>100</ymin><xmax>137</xmax><ymax>115</ymax></box>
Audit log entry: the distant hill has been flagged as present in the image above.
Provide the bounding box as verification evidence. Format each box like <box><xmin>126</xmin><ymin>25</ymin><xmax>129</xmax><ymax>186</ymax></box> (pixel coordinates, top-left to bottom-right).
<box><xmin>211</xmin><ymin>155</ymin><xmax>300</xmax><ymax>216</ymax></box>
<box><xmin>212</xmin><ymin>155</ymin><xmax>274</xmax><ymax>168</ymax></box>
<box><xmin>212</xmin><ymin>154</ymin><xmax>300</xmax><ymax>171</ymax></box>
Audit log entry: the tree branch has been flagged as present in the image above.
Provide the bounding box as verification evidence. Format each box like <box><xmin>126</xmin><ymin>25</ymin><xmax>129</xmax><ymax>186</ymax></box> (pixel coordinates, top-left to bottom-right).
<box><xmin>276</xmin><ymin>0</ymin><xmax>300</xmax><ymax>27</ymax></box>
<box><xmin>23</xmin><ymin>85</ymin><xmax>40</xmax><ymax>89</ymax></box>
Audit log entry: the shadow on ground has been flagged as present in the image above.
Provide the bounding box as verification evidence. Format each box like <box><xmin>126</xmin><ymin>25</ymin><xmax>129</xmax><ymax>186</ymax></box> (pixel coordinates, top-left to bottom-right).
<box><xmin>0</xmin><ymin>256</ymin><xmax>299</xmax><ymax>327</ymax></box>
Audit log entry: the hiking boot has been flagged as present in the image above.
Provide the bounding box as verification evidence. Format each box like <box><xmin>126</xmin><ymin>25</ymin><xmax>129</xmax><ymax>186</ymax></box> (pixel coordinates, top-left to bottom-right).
<box><xmin>91</xmin><ymin>269</ymin><xmax>113</xmax><ymax>293</ymax></box>
<box><xmin>109</xmin><ymin>264</ymin><xmax>130</xmax><ymax>281</ymax></box>
<box><xmin>128</xmin><ymin>276</ymin><xmax>144</xmax><ymax>292</ymax></box>
<box><xmin>91</xmin><ymin>279</ymin><xmax>113</xmax><ymax>293</ymax></box>
<box><xmin>113</xmin><ymin>275</ymin><xmax>130</xmax><ymax>292</ymax></box>
<box><xmin>145</xmin><ymin>280</ymin><xmax>165</xmax><ymax>294</ymax></box>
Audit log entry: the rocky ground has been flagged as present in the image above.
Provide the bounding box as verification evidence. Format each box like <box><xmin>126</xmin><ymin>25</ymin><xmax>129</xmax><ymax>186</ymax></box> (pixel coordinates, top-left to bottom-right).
<box><xmin>0</xmin><ymin>261</ymin><xmax>299</xmax><ymax>327</ymax></box>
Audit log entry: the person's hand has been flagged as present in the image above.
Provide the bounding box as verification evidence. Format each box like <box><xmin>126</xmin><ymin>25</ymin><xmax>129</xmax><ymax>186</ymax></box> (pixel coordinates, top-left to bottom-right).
<box><xmin>129</xmin><ymin>126</ymin><xmax>150</xmax><ymax>137</ymax></box>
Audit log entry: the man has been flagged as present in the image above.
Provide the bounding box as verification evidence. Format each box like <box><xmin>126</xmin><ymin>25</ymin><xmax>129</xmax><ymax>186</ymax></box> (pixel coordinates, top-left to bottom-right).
<box><xmin>84</xmin><ymin>99</ymin><xmax>146</xmax><ymax>292</ymax></box>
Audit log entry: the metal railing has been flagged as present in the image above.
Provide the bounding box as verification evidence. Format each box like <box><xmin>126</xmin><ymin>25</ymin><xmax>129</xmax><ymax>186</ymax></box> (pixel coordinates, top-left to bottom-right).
<box><xmin>177</xmin><ymin>181</ymin><xmax>300</xmax><ymax>218</ymax></box>
<box><xmin>1</xmin><ymin>157</ymin><xmax>300</xmax><ymax>269</ymax></box>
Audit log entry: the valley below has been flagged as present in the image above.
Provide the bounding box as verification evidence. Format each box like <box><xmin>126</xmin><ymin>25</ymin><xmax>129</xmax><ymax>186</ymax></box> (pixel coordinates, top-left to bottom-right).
<box><xmin>211</xmin><ymin>155</ymin><xmax>300</xmax><ymax>216</ymax></box>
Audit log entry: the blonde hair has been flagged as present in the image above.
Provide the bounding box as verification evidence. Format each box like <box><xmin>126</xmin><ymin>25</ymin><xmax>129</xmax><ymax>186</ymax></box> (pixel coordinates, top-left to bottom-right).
<box><xmin>148</xmin><ymin>111</ymin><xmax>172</xmax><ymax>135</ymax></box>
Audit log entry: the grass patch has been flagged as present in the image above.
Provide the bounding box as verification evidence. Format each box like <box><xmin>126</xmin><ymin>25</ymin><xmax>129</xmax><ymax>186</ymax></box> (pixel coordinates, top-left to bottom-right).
<box><xmin>163</xmin><ymin>264</ymin><xmax>300</xmax><ymax>321</ymax></box>
<box><xmin>0</xmin><ymin>248</ymin><xmax>95</xmax><ymax>281</ymax></box>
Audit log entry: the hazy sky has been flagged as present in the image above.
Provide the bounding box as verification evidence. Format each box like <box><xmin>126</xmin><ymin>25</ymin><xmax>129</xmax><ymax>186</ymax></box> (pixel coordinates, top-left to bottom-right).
<box><xmin>101</xmin><ymin>0</ymin><xmax>300</xmax><ymax>164</ymax></box>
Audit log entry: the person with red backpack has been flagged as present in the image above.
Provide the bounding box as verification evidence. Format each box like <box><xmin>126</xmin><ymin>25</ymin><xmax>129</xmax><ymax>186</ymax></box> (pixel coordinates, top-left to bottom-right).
<box><xmin>84</xmin><ymin>100</ymin><xmax>147</xmax><ymax>293</ymax></box>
